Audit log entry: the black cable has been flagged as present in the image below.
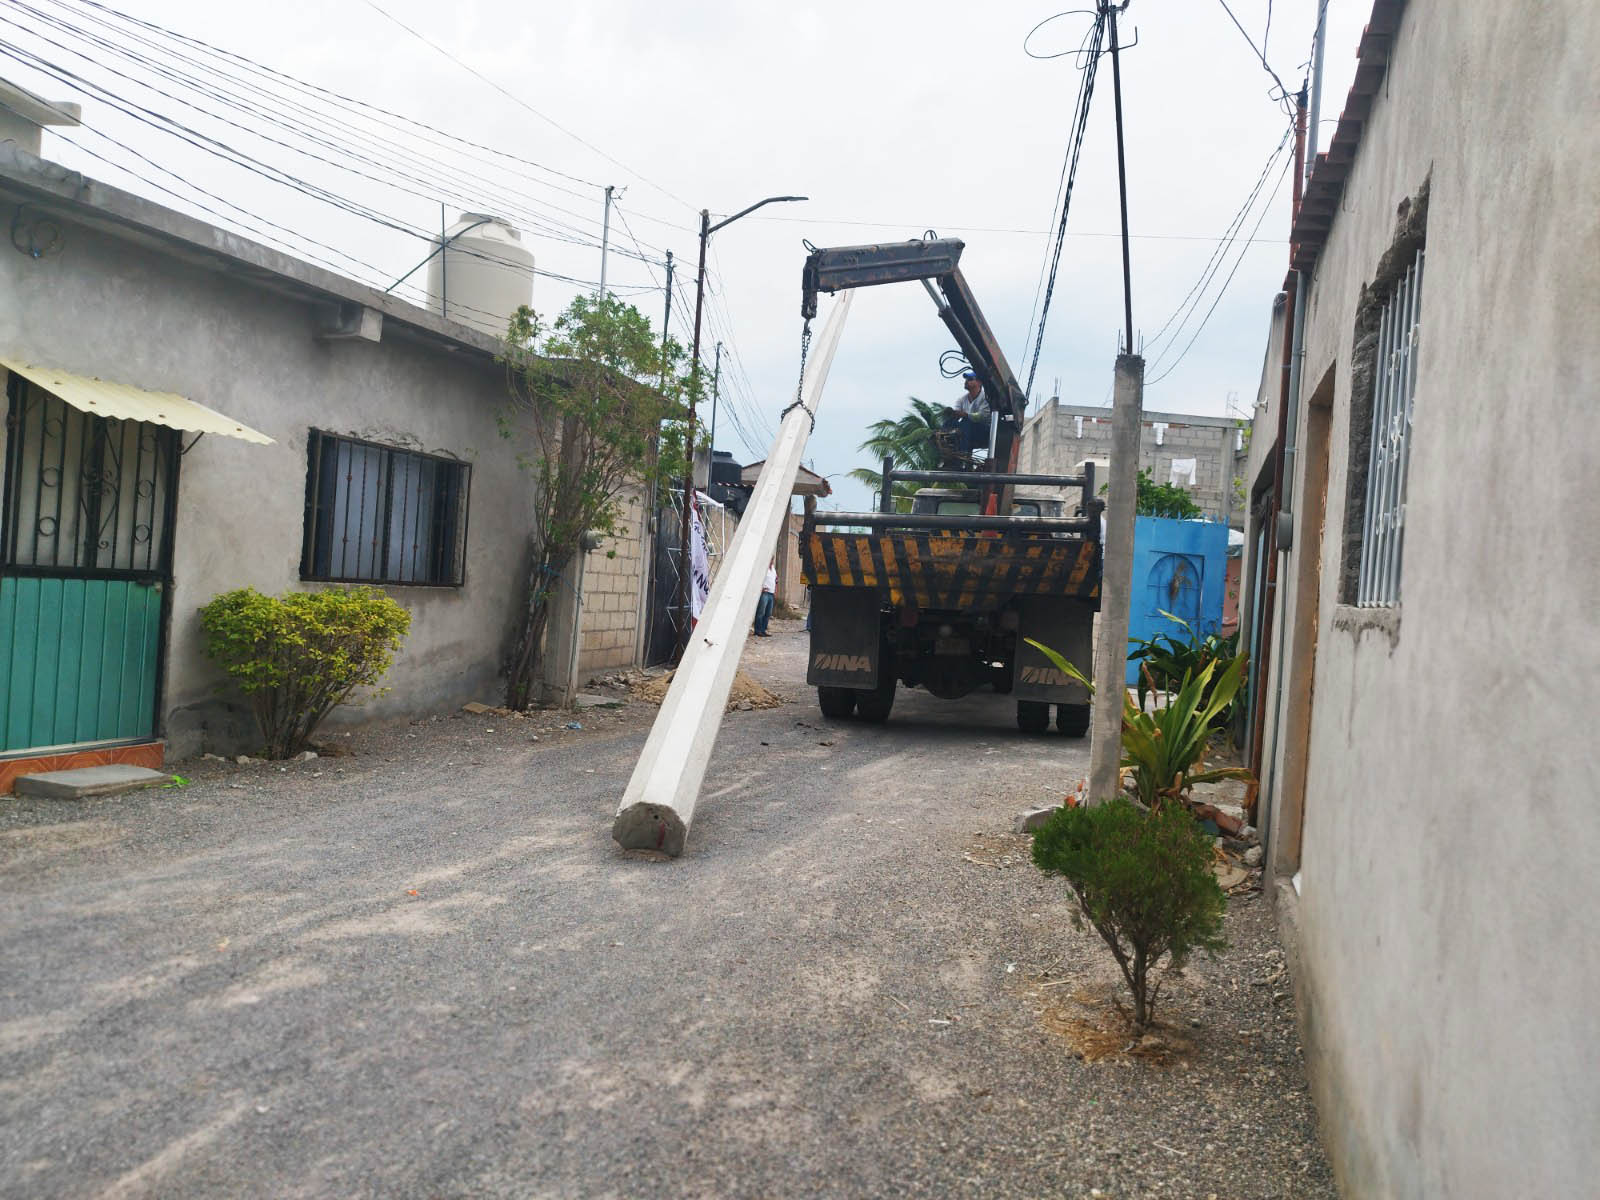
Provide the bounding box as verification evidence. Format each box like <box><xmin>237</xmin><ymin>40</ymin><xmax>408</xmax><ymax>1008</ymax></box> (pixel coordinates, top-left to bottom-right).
<box><xmin>1142</xmin><ymin>125</ymin><xmax>1292</xmax><ymax>361</ymax></box>
<box><xmin>0</xmin><ymin>39</ymin><xmax>634</xmax><ymax>302</ymax></box>
<box><xmin>1144</xmin><ymin>151</ymin><xmax>1292</xmax><ymax>387</ymax></box>
<box><xmin>1022</xmin><ymin>7</ymin><xmax>1106</xmax><ymax>400</ymax></box>
<box><xmin>356</xmin><ymin>0</ymin><xmax>697</xmax><ymax>216</ymax></box>
<box><xmin>6</xmin><ymin>2</ymin><xmax>666</xmax><ymax>266</ymax></box>
<box><xmin>1019</xmin><ymin>10</ymin><xmax>1103</xmax><ymax>361</ymax></box>
<box><xmin>1214</xmin><ymin>0</ymin><xmax>1296</xmax><ymax>117</ymax></box>
<box><xmin>61</xmin><ymin>0</ymin><xmax>607</xmax><ymax>195</ymax></box>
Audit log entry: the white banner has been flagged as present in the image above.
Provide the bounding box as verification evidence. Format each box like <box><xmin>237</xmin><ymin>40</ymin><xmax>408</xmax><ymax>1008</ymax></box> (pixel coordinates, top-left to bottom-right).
<box><xmin>689</xmin><ymin>493</ymin><xmax>711</xmax><ymax>621</ymax></box>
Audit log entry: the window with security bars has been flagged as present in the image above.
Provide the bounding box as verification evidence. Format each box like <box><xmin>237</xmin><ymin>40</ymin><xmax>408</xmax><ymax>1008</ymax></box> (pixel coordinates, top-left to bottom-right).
<box><xmin>1356</xmin><ymin>248</ymin><xmax>1423</xmax><ymax>606</ymax></box>
<box><xmin>301</xmin><ymin>430</ymin><xmax>469</xmax><ymax>586</ymax></box>
<box><xmin>2</xmin><ymin>375</ymin><xmax>178</xmax><ymax>576</ymax></box>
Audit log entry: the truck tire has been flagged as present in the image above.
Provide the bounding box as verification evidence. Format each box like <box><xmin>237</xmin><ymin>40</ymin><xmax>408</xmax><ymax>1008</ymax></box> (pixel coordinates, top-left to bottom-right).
<box><xmin>855</xmin><ymin>676</ymin><xmax>896</xmax><ymax>723</ymax></box>
<box><xmin>1055</xmin><ymin>703</ymin><xmax>1091</xmax><ymax>737</ymax></box>
<box><xmin>1016</xmin><ymin>700</ymin><xmax>1050</xmax><ymax>734</ymax></box>
<box><xmin>817</xmin><ymin>686</ymin><xmax>857</xmax><ymax>719</ymax></box>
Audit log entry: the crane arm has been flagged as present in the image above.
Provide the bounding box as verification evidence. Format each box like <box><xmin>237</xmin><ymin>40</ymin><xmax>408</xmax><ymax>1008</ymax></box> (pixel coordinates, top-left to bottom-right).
<box><xmin>800</xmin><ymin>239</ymin><xmax>1027</xmax><ymax>424</ymax></box>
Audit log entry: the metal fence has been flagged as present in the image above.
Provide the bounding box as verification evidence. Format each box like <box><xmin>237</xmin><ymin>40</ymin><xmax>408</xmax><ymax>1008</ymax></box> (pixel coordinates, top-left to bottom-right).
<box><xmin>1358</xmin><ymin>247</ymin><xmax>1424</xmax><ymax>607</ymax></box>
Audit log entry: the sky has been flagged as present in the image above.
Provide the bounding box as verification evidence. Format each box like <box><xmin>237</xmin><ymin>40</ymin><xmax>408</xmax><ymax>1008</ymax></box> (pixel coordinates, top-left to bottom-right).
<box><xmin>2</xmin><ymin>0</ymin><xmax>1364</xmax><ymax>512</ymax></box>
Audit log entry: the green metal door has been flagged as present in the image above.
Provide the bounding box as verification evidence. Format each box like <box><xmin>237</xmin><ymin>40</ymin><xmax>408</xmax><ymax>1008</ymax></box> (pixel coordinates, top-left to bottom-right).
<box><xmin>1</xmin><ymin>374</ymin><xmax>177</xmax><ymax>754</ymax></box>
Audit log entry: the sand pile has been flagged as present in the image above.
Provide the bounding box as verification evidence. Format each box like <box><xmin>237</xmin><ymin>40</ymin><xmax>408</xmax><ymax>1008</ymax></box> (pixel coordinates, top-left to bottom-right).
<box><xmin>629</xmin><ymin>669</ymin><xmax>784</xmax><ymax>710</ymax></box>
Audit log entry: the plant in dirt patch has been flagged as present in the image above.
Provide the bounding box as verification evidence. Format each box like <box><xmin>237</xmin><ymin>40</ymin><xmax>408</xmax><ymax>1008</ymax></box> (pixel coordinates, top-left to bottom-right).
<box><xmin>199</xmin><ymin>586</ymin><xmax>411</xmax><ymax>759</ymax></box>
<box><xmin>498</xmin><ymin>294</ymin><xmax>689</xmax><ymax>710</ymax></box>
<box><xmin>1032</xmin><ymin>798</ymin><xmax>1227</xmax><ymax>1030</ymax></box>
<box><xmin>1025</xmin><ymin>640</ymin><xmax>1252</xmax><ymax>809</ymax></box>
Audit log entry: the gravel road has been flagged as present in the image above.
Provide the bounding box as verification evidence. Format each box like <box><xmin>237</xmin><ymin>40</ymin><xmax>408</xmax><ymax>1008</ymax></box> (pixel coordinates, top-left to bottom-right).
<box><xmin>0</xmin><ymin>621</ymin><xmax>1335</xmax><ymax>1198</ymax></box>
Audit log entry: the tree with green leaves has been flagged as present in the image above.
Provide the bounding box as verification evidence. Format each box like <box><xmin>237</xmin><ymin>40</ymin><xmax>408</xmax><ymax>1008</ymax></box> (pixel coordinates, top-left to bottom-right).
<box><xmin>1103</xmin><ymin>467</ymin><xmax>1206</xmax><ymax>520</ymax></box>
<box><xmin>848</xmin><ymin>396</ymin><xmax>946</xmax><ymax>512</ymax></box>
<box><xmin>498</xmin><ymin>294</ymin><xmax>689</xmax><ymax>710</ymax></box>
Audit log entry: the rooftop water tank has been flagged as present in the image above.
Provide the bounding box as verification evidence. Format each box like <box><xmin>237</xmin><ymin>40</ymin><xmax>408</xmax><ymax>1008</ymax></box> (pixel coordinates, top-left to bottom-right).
<box><xmin>425</xmin><ymin>213</ymin><xmax>534</xmax><ymax>339</ymax></box>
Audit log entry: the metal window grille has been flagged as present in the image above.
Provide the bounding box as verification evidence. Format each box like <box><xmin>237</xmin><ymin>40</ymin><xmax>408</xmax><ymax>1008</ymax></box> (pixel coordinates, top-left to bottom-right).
<box><xmin>1357</xmin><ymin>248</ymin><xmax>1424</xmax><ymax>607</ymax></box>
<box><xmin>301</xmin><ymin>430</ymin><xmax>469</xmax><ymax>586</ymax></box>
<box><xmin>2</xmin><ymin>377</ymin><xmax>178</xmax><ymax>578</ymax></box>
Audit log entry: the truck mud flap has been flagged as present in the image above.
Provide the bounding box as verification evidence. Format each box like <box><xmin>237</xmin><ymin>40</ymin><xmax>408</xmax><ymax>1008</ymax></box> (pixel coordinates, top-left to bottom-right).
<box><xmin>806</xmin><ymin>587</ymin><xmax>882</xmax><ymax>688</ymax></box>
<box><xmin>1013</xmin><ymin>597</ymin><xmax>1093</xmax><ymax>703</ymax></box>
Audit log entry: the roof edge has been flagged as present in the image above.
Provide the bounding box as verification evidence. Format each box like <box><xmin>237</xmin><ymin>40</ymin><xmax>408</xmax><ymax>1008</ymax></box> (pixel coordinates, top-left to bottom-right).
<box><xmin>0</xmin><ymin>143</ymin><xmax>504</xmax><ymax>360</ymax></box>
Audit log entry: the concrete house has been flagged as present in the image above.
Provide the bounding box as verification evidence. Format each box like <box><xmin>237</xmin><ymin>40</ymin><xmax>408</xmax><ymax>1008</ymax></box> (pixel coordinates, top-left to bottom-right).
<box><xmin>1237</xmin><ymin>1</ymin><xmax>1599</xmax><ymax>1193</ymax></box>
<box><xmin>0</xmin><ymin>106</ymin><xmax>648</xmax><ymax>784</ymax></box>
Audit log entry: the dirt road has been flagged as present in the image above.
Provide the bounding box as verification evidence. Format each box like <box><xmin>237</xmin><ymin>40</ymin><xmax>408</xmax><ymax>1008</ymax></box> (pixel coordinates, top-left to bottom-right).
<box><xmin>0</xmin><ymin>621</ymin><xmax>1334</xmax><ymax>1197</ymax></box>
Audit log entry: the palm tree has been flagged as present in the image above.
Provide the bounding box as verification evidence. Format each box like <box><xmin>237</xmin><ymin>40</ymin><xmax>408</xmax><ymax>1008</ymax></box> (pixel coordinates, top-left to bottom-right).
<box><xmin>849</xmin><ymin>396</ymin><xmax>947</xmax><ymax>512</ymax></box>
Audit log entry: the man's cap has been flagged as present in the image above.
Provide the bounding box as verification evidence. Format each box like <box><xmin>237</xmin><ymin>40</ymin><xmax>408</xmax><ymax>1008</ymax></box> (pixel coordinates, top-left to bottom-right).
<box><xmin>962</xmin><ymin>370</ymin><xmax>977</xmax><ymax>380</ymax></box>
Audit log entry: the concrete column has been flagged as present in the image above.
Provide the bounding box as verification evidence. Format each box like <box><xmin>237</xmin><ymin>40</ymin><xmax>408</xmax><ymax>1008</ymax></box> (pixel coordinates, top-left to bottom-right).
<box><xmin>1088</xmin><ymin>354</ymin><xmax>1144</xmax><ymax>805</ymax></box>
<box><xmin>613</xmin><ymin>291</ymin><xmax>853</xmax><ymax>856</ymax></box>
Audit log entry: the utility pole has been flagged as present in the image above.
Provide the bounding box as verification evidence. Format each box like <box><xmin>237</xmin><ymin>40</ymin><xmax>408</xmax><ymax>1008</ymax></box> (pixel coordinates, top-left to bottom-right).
<box><xmin>1088</xmin><ymin>0</ymin><xmax>1144</xmax><ymax>806</ymax></box>
<box><xmin>598</xmin><ymin>184</ymin><xmax>615</xmax><ymax>298</ymax></box>
<box><xmin>675</xmin><ymin>194</ymin><xmax>807</xmax><ymax>657</ymax></box>
<box><xmin>708</xmin><ymin>341</ymin><xmax>723</xmax><ymax>456</ymax></box>
<box><xmin>659</xmin><ymin>250</ymin><xmax>674</xmax><ymax>374</ymax></box>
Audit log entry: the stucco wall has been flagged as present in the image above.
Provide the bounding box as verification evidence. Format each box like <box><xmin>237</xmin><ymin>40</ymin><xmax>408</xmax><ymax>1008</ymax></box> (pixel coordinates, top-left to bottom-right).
<box><xmin>0</xmin><ymin>187</ymin><xmax>532</xmax><ymax>756</ymax></box>
<box><xmin>1248</xmin><ymin>2</ymin><xmax>1600</xmax><ymax>1194</ymax></box>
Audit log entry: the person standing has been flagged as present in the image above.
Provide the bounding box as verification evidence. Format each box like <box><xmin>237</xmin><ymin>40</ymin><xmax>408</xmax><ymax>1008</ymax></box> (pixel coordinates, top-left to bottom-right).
<box><xmin>753</xmin><ymin>558</ymin><xmax>777</xmax><ymax>637</ymax></box>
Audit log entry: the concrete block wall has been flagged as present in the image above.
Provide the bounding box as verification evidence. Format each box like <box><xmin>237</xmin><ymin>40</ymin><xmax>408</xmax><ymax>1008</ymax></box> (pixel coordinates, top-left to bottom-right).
<box><xmin>577</xmin><ymin>486</ymin><xmax>648</xmax><ymax>676</ymax></box>
<box><xmin>1021</xmin><ymin>400</ymin><xmax>1247</xmax><ymax>526</ymax></box>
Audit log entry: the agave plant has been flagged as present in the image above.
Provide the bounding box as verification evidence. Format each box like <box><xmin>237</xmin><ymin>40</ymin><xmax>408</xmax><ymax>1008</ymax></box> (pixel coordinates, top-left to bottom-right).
<box><xmin>1024</xmin><ymin>640</ymin><xmax>1253</xmax><ymax>809</ymax></box>
<box><xmin>1128</xmin><ymin>611</ymin><xmax>1244</xmax><ymax>723</ymax></box>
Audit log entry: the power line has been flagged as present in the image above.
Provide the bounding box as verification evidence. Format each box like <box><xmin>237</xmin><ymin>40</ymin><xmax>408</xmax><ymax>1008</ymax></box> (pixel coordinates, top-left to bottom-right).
<box><xmin>357</xmin><ymin>0</ymin><xmax>696</xmax><ymax>215</ymax></box>
<box><xmin>10</xmin><ymin>0</ymin><xmax>670</xmax><ymax>266</ymax></box>
<box><xmin>1214</xmin><ymin>0</ymin><xmax>1296</xmax><ymax>116</ymax></box>
<box><xmin>0</xmin><ymin>39</ymin><xmax>635</xmax><ymax>309</ymax></box>
<box><xmin>1144</xmin><ymin>151</ymin><xmax>1292</xmax><ymax>387</ymax></box>
<box><xmin>62</xmin><ymin>0</ymin><xmax>608</xmax><ymax>195</ymax></box>
<box><xmin>1142</xmin><ymin>125</ymin><xmax>1292</xmax><ymax>361</ymax></box>
<box><xmin>1021</xmin><ymin>6</ymin><xmax>1106</xmax><ymax>400</ymax></box>
<box><xmin>749</xmin><ymin>213</ymin><xmax>1285</xmax><ymax>244</ymax></box>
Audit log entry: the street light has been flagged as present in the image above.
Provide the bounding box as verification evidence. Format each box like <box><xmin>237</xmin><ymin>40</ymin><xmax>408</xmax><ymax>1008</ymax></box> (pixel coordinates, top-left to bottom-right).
<box><xmin>676</xmin><ymin>194</ymin><xmax>807</xmax><ymax>656</ymax></box>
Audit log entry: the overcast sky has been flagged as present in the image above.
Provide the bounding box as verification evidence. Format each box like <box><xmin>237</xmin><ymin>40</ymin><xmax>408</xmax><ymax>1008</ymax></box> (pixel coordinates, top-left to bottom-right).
<box><xmin>6</xmin><ymin>0</ymin><xmax>1363</xmax><ymax>511</ymax></box>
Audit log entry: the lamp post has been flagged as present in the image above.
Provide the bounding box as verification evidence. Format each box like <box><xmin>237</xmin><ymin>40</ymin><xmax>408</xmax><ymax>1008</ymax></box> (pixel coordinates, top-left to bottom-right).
<box><xmin>677</xmin><ymin>194</ymin><xmax>806</xmax><ymax>656</ymax></box>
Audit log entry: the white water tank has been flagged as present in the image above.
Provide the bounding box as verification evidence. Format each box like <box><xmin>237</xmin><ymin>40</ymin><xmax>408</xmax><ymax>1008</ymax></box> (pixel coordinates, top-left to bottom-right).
<box><xmin>425</xmin><ymin>213</ymin><xmax>534</xmax><ymax>338</ymax></box>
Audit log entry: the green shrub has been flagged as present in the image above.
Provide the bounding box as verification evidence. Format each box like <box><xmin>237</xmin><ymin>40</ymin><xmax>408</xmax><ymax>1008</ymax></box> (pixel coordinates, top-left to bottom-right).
<box><xmin>1032</xmin><ymin>798</ymin><xmax>1227</xmax><ymax>1029</ymax></box>
<box><xmin>199</xmin><ymin>586</ymin><xmax>411</xmax><ymax>759</ymax></box>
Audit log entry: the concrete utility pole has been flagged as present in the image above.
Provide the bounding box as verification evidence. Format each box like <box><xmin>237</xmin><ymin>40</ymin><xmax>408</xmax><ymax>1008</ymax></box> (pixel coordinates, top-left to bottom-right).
<box><xmin>676</xmin><ymin>194</ymin><xmax>807</xmax><ymax>657</ymax></box>
<box><xmin>615</xmin><ymin>291</ymin><xmax>852</xmax><ymax>856</ymax></box>
<box><xmin>598</xmin><ymin>184</ymin><xmax>615</xmax><ymax>298</ymax></box>
<box><xmin>1088</xmin><ymin>355</ymin><xmax>1143</xmax><ymax>802</ymax></box>
<box><xmin>1087</xmin><ymin>0</ymin><xmax>1143</xmax><ymax>805</ymax></box>
<box><xmin>708</xmin><ymin>341</ymin><xmax>722</xmax><ymax>454</ymax></box>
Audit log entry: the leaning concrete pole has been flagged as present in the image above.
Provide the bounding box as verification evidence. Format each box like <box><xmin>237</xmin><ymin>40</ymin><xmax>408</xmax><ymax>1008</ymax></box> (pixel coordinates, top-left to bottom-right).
<box><xmin>613</xmin><ymin>292</ymin><xmax>854</xmax><ymax>855</ymax></box>
<box><xmin>1087</xmin><ymin>353</ymin><xmax>1144</xmax><ymax>804</ymax></box>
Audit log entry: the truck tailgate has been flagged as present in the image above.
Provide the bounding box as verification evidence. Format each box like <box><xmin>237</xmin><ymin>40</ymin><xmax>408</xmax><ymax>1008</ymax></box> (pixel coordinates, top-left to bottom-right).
<box><xmin>802</xmin><ymin>530</ymin><xmax>1099</xmax><ymax>608</ymax></box>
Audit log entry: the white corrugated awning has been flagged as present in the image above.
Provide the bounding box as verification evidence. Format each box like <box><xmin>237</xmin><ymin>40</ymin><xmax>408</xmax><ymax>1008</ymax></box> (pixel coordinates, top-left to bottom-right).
<box><xmin>0</xmin><ymin>358</ymin><xmax>273</xmax><ymax>444</ymax></box>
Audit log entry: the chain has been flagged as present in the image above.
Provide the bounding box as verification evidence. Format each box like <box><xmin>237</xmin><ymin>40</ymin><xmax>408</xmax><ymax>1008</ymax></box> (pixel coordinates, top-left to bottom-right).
<box><xmin>779</xmin><ymin>318</ymin><xmax>816</xmax><ymax>432</ymax></box>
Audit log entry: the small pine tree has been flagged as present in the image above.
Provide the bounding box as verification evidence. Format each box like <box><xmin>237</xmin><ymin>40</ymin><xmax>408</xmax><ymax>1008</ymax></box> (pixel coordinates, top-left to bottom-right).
<box><xmin>1031</xmin><ymin>798</ymin><xmax>1227</xmax><ymax>1029</ymax></box>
